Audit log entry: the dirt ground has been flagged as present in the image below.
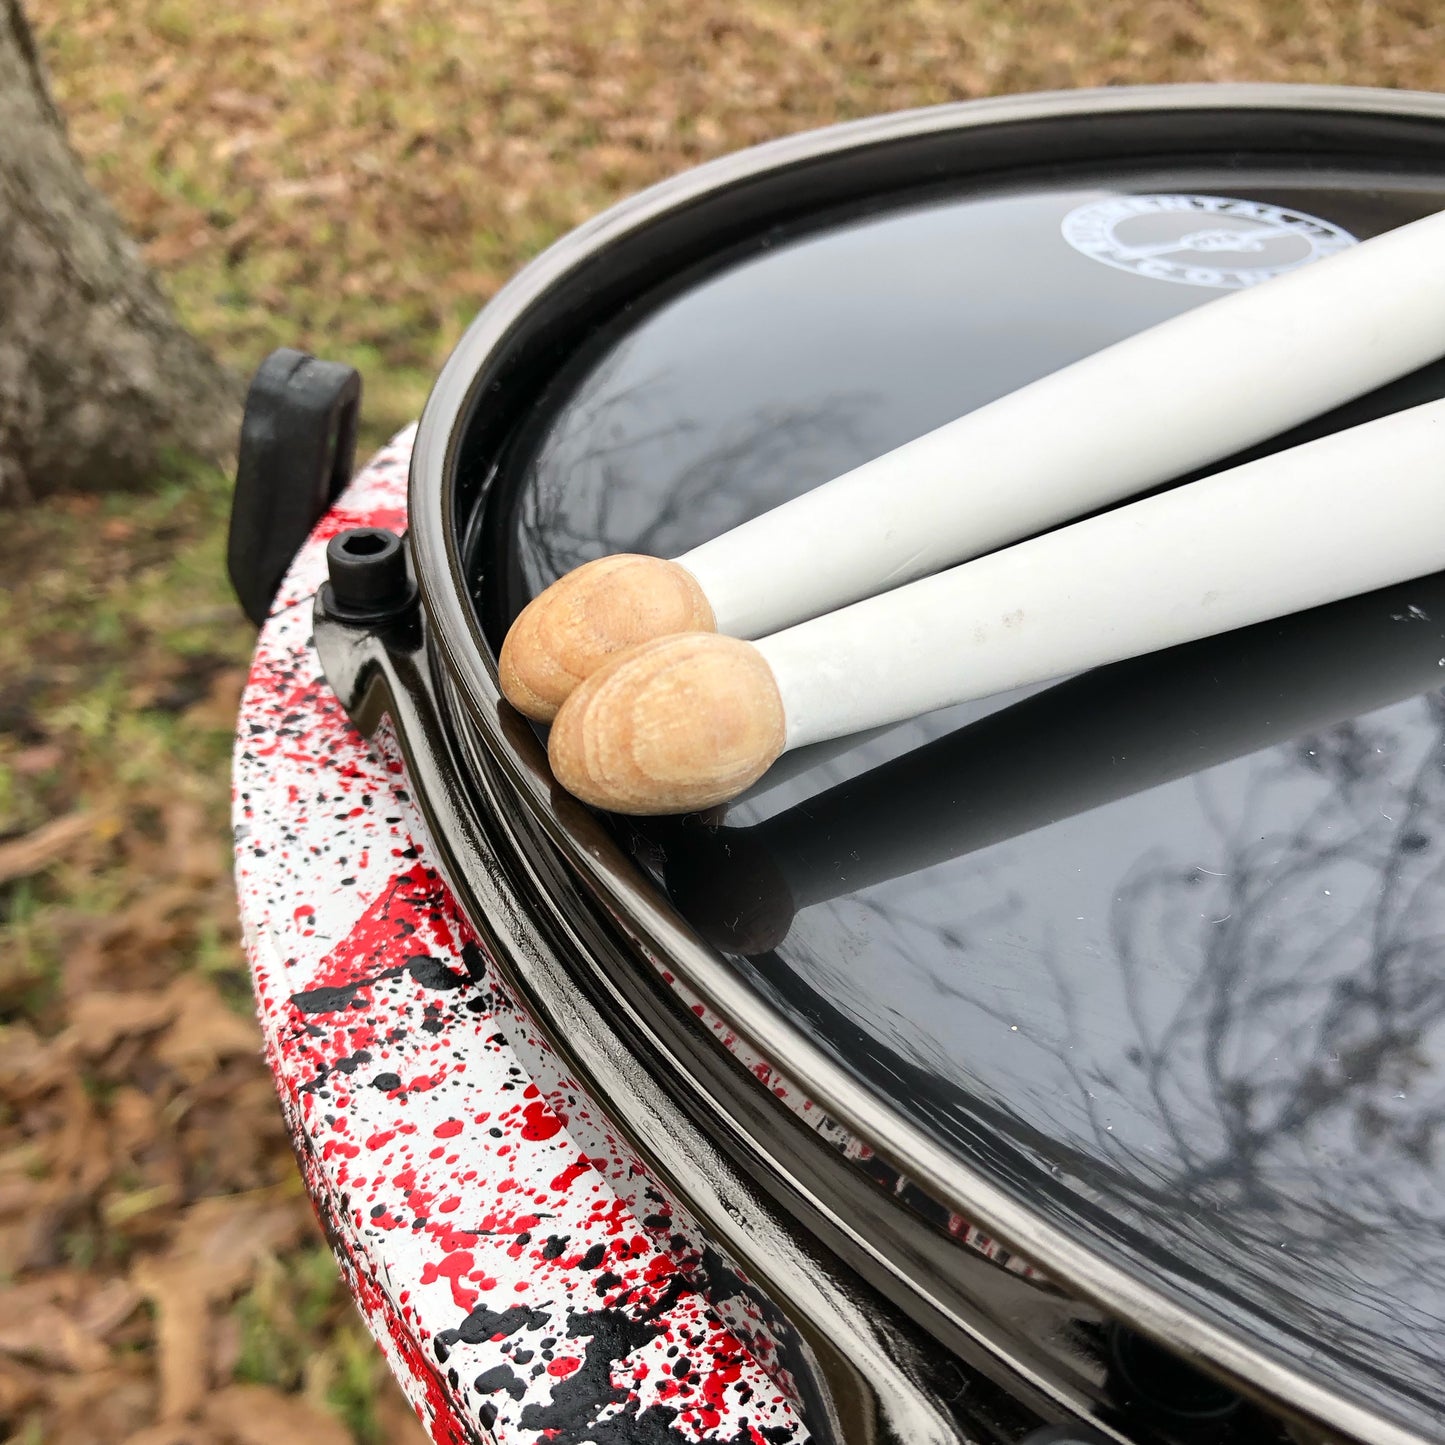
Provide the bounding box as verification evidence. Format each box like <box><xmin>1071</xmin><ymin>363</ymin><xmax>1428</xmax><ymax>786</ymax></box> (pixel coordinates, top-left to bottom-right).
<box><xmin>1</xmin><ymin>1</ymin><xmax>1442</xmax><ymax>1441</ymax></box>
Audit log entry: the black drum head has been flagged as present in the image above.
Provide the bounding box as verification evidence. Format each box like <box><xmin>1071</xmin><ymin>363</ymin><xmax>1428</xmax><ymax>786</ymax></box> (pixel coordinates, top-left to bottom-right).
<box><xmin>415</xmin><ymin>90</ymin><xmax>1445</xmax><ymax>1441</ymax></box>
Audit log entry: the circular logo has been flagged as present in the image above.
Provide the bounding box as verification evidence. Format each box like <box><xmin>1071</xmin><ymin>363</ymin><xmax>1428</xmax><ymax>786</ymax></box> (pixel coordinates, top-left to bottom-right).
<box><xmin>1061</xmin><ymin>194</ymin><xmax>1357</xmax><ymax>289</ymax></box>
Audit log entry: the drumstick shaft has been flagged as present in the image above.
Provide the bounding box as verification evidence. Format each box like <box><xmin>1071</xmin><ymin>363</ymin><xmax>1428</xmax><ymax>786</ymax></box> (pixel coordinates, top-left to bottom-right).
<box><xmin>683</xmin><ymin>208</ymin><xmax>1445</xmax><ymax>640</ymax></box>
<box><xmin>757</xmin><ymin>399</ymin><xmax>1445</xmax><ymax>751</ymax></box>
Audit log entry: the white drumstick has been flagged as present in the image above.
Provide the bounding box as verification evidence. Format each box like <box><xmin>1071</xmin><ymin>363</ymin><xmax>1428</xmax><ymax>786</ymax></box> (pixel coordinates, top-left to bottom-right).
<box><xmin>663</xmin><ymin>576</ymin><xmax>1445</xmax><ymax>953</ymax></box>
<box><xmin>548</xmin><ymin>399</ymin><xmax>1445</xmax><ymax>814</ymax></box>
<box><xmin>502</xmin><ymin>207</ymin><xmax>1445</xmax><ymax>721</ymax></box>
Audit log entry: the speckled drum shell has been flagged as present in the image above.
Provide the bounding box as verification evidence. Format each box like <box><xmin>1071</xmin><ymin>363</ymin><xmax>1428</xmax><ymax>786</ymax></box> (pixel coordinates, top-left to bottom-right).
<box><xmin>235</xmin><ymin>434</ymin><xmax>814</xmax><ymax>1445</ymax></box>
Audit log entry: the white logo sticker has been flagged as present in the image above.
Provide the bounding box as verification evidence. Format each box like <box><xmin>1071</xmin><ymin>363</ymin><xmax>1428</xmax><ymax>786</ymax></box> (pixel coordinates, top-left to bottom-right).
<box><xmin>1061</xmin><ymin>193</ymin><xmax>1357</xmax><ymax>289</ymax></box>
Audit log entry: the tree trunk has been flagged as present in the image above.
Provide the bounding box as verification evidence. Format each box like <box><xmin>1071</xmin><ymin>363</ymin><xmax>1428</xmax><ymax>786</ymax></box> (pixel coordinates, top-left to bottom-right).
<box><xmin>0</xmin><ymin>0</ymin><xmax>242</xmax><ymax>504</ymax></box>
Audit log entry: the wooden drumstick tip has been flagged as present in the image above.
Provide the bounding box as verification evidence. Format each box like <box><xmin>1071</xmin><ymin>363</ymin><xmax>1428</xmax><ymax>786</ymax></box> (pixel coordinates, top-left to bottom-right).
<box><xmin>548</xmin><ymin>634</ymin><xmax>786</xmax><ymax>815</ymax></box>
<box><xmin>498</xmin><ymin>555</ymin><xmax>716</xmax><ymax>722</ymax></box>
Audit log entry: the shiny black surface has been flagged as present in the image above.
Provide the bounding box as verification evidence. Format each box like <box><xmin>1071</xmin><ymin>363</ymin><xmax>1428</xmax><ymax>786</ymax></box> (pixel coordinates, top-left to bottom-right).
<box><xmin>475</xmin><ymin>160</ymin><xmax>1445</xmax><ymax>1427</ymax></box>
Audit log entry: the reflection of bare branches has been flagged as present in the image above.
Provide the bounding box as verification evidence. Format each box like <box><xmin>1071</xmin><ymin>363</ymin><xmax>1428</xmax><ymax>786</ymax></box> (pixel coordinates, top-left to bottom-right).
<box><xmin>1094</xmin><ymin>696</ymin><xmax>1445</xmax><ymax>1387</ymax></box>
<box><xmin>737</xmin><ymin>690</ymin><xmax>1445</xmax><ymax>1414</ymax></box>
<box><xmin>509</xmin><ymin>340</ymin><xmax>874</xmax><ymax>591</ymax></box>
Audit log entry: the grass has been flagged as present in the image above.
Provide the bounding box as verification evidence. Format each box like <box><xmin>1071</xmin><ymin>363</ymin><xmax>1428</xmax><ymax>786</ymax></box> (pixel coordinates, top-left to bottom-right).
<box><xmin>30</xmin><ymin>0</ymin><xmax>1445</xmax><ymax>447</ymax></box>
<box><xmin>2</xmin><ymin>0</ymin><xmax>1442</xmax><ymax>1441</ymax></box>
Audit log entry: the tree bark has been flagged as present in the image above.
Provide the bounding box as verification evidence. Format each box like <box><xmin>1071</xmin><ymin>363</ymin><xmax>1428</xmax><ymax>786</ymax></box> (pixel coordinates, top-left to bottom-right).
<box><xmin>0</xmin><ymin>0</ymin><xmax>242</xmax><ymax>503</ymax></box>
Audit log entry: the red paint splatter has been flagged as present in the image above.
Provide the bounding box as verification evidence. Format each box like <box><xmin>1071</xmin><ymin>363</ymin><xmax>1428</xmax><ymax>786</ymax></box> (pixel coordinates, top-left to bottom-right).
<box><xmin>419</xmin><ymin>1251</ymin><xmax>478</xmax><ymax>1312</ymax></box>
<box><xmin>521</xmin><ymin>1100</ymin><xmax>562</xmax><ymax>1141</ymax></box>
<box><xmin>550</xmin><ymin>1156</ymin><xmax>592</xmax><ymax>1192</ymax></box>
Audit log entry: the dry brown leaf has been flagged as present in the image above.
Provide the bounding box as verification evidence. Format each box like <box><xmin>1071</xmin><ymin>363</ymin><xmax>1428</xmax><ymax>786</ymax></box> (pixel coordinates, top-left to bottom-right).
<box><xmin>161</xmin><ymin>796</ymin><xmax>215</xmax><ymax>868</ymax></box>
<box><xmin>132</xmin><ymin>1191</ymin><xmax>305</xmax><ymax>1420</ymax></box>
<box><xmin>153</xmin><ymin>976</ymin><xmax>260</xmax><ymax>1081</ymax></box>
<box><xmin>62</xmin><ymin>974</ymin><xmax>252</xmax><ymax>1072</ymax></box>
<box><xmin>182</xmin><ymin>667</ymin><xmax>248</xmax><ymax>733</ymax></box>
<box><xmin>0</xmin><ymin>1174</ymin><xmax>48</xmax><ymax>1216</ymax></box>
<box><xmin>0</xmin><ymin>1216</ymin><xmax>49</xmax><ymax>1279</ymax></box>
<box><xmin>67</xmin><ymin>990</ymin><xmax>177</xmax><ymax>1057</ymax></box>
<box><xmin>0</xmin><ymin>811</ymin><xmax>91</xmax><ymax>886</ymax></box>
<box><xmin>76</xmin><ymin>1276</ymin><xmax>144</xmax><ymax>1338</ymax></box>
<box><xmin>108</xmin><ymin>1085</ymin><xmax>161</xmax><ymax>1158</ymax></box>
<box><xmin>0</xmin><ymin>1315</ymin><xmax>108</xmax><ymax>1374</ymax></box>
<box><xmin>204</xmin><ymin>1383</ymin><xmax>352</xmax><ymax>1445</ymax></box>
<box><xmin>0</xmin><ymin>1022</ymin><xmax>68</xmax><ymax>1097</ymax></box>
<box><xmin>45</xmin><ymin>1362</ymin><xmax>159</xmax><ymax>1444</ymax></box>
<box><xmin>106</xmin><ymin>883</ymin><xmax>208</xmax><ymax>946</ymax></box>
<box><xmin>0</xmin><ymin>1280</ymin><xmax>111</xmax><ymax>1373</ymax></box>
<box><xmin>122</xmin><ymin>1424</ymin><xmax>215</xmax><ymax>1445</ymax></box>
<box><xmin>49</xmin><ymin>1075</ymin><xmax>115</xmax><ymax>1202</ymax></box>
<box><xmin>0</xmin><ymin>1354</ymin><xmax>48</xmax><ymax>1415</ymax></box>
<box><xmin>173</xmin><ymin>1192</ymin><xmax>304</xmax><ymax>1282</ymax></box>
<box><xmin>129</xmin><ymin>1257</ymin><xmax>208</xmax><ymax>1423</ymax></box>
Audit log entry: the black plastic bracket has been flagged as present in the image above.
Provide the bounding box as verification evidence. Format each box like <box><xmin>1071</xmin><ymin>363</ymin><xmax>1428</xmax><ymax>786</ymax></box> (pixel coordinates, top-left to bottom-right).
<box><xmin>227</xmin><ymin>348</ymin><xmax>363</xmax><ymax>625</ymax></box>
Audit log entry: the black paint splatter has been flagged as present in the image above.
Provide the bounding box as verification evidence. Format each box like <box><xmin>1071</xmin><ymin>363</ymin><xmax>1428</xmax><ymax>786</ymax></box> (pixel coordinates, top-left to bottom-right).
<box><xmin>473</xmin><ymin>1364</ymin><xmax>526</xmax><ymax>1400</ymax></box>
<box><xmin>408</xmin><ymin>954</ymin><xmax>471</xmax><ymax>991</ymax></box>
<box><xmin>437</xmin><ymin>1302</ymin><xmax>554</xmax><ymax>1354</ymax></box>
<box><xmin>290</xmin><ymin>963</ymin><xmax>406</xmax><ymax>1013</ymax></box>
<box><xmin>461</xmin><ymin>941</ymin><xmax>488</xmax><ymax>982</ymax></box>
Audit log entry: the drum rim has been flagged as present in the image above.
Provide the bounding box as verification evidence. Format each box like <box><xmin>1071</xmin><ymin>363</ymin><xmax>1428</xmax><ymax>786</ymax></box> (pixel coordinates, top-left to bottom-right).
<box><xmin>409</xmin><ymin>83</ymin><xmax>1445</xmax><ymax>1442</ymax></box>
